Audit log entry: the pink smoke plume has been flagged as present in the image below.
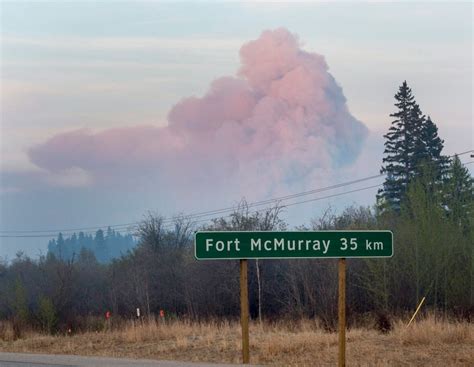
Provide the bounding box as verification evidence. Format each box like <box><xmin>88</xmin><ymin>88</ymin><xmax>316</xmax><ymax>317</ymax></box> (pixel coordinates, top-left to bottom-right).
<box><xmin>28</xmin><ymin>28</ymin><xmax>368</xmax><ymax>197</ymax></box>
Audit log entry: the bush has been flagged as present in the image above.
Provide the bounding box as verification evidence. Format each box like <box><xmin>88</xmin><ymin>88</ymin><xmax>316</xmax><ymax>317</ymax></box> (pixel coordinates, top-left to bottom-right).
<box><xmin>38</xmin><ymin>296</ymin><xmax>57</xmax><ymax>334</ymax></box>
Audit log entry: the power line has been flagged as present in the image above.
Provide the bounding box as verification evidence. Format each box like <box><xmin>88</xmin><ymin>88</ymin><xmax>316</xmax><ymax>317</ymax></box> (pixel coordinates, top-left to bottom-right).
<box><xmin>0</xmin><ymin>181</ymin><xmax>385</xmax><ymax>238</ymax></box>
<box><xmin>0</xmin><ymin>173</ymin><xmax>386</xmax><ymax>235</ymax></box>
<box><xmin>0</xmin><ymin>175</ymin><xmax>387</xmax><ymax>235</ymax></box>
<box><xmin>161</xmin><ymin>183</ymin><xmax>385</xmax><ymax>230</ymax></box>
<box><xmin>2</xmin><ymin>154</ymin><xmax>472</xmax><ymax>236</ymax></box>
<box><xmin>1</xmin><ymin>151</ymin><xmax>472</xmax><ymax>237</ymax></box>
<box><xmin>132</xmin><ymin>159</ymin><xmax>474</xmax><ymax>231</ymax></box>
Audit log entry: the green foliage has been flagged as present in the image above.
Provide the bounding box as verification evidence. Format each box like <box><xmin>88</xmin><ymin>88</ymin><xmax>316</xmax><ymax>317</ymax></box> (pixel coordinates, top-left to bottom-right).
<box><xmin>400</xmin><ymin>169</ymin><xmax>447</xmax><ymax>306</ymax></box>
<box><xmin>378</xmin><ymin>81</ymin><xmax>419</xmax><ymax>210</ymax></box>
<box><xmin>417</xmin><ymin>117</ymin><xmax>450</xmax><ymax>179</ymax></box>
<box><xmin>12</xmin><ymin>279</ymin><xmax>29</xmax><ymax>323</ymax></box>
<box><xmin>38</xmin><ymin>296</ymin><xmax>57</xmax><ymax>334</ymax></box>
<box><xmin>443</xmin><ymin>155</ymin><xmax>474</xmax><ymax>232</ymax></box>
<box><xmin>1</xmin><ymin>195</ymin><xmax>473</xmax><ymax>328</ymax></box>
<box><xmin>378</xmin><ymin>81</ymin><xmax>448</xmax><ymax>212</ymax></box>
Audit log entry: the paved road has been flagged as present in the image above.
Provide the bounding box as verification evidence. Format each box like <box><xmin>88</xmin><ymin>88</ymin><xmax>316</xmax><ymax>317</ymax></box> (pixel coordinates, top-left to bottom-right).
<box><xmin>0</xmin><ymin>353</ymin><xmax>256</xmax><ymax>367</ymax></box>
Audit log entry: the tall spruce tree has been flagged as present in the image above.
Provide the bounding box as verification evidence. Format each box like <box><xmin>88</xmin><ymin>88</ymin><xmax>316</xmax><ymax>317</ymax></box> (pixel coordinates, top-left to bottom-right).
<box><xmin>417</xmin><ymin>116</ymin><xmax>449</xmax><ymax>180</ymax></box>
<box><xmin>94</xmin><ymin>229</ymin><xmax>107</xmax><ymax>263</ymax></box>
<box><xmin>378</xmin><ymin>82</ymin><xmax>447</xmax><ymax>211</ymax></box>
<box><xmin>378</xmin><ymin>81</ymin><xmax>419</xmax><ymax>210</ymax></box>
<box><xmin>56</xmin><ymin>233</ymin><xmax>65</xmax><ymax>260</ymax></box>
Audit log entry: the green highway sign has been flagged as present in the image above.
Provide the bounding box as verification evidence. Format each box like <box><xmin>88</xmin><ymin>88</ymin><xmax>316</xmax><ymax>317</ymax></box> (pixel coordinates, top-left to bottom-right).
<box><xmin>195</xmin><ymin>231</ymin><xmax>393</xmax><ymax>260</ymax></box>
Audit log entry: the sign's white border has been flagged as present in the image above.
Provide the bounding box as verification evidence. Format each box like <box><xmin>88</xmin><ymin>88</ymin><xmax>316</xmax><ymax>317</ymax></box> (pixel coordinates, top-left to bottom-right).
<box><xmin>194</xmin><ymin>230</ymin><xmax>394</xmax><ymax>260</ymax></box>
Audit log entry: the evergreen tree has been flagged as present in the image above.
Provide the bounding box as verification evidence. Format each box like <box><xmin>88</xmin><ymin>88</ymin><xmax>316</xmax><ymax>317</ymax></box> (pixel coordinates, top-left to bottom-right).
<box><xmin>416</xmin><ymin>116</ymin><xmax>449</xmax><ymax>180</ymax></box>
<box><xmin>37</xmin><ymin>296</ymin><xmax>57</xmax><ymax>334</ymax></box>
<box><xmin>378</xmin><ymin>81</ymin><xmax>419</xmax><ymax>210</ymax></box>
<box><xmin>94</xmin><ymin>229</ymin><xmax>107</xmax><ymax>263</ymax></box>
<box><xmin>78</xmin><ymin>231</ymin><xmax>85</xmax><ymax>250</ymax></box>
<box><xmin>105</xmin><ymin>227</ymin><xmax>116</xmax><ymax>258</ymax></box>
<box><xmin>47</xmin><ymin>239</ymin><xmax>57</xmax><ymax>257</ymax></box>
<box><xmin>378</xmin><ymin>82</ymin><xmax>448</xmax><ymax>211</ymax></box>
<box><xmin>106</xmin><ymin>226</ymin><xmax>114</xmax><ymax>240</ymax></box>
<box><xmin>411</xmin><ymin>103</ymin><xmax>427</xmax><ymax>168</ymax></box>
<box><xmin>70</xmin><ymin>233</ymin><xmax>78</xmax><ymax>257</ymax></box>
<box><xmin>47</xmin><ymin>229</ymin><xmax>135</xmax><ymax>263</ymax></box>
<box><xmin>12</xmin><ymin>279</ymin><xmax>29</xmax><ymax>323</ymax></box>
<box><xmin>56</xmin><ymin>233</ymin><xmax>65</xmax><ymax>260</ymax></box>
<box><xmin>442</xmin><ymin>156</ymin><xmax>473</xmax><ymax>309</ymax></box>
<box><xmin>443</xmin><ymin>155</ymin><xmax>473</xmax><ymax>231</ymax></box>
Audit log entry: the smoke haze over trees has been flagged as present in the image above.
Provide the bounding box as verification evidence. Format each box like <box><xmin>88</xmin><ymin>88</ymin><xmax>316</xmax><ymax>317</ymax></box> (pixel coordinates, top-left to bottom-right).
<box><xmin>47</xmin><ymin>228</ymin><xmax>135</xmax><ymax>263</ymax></box>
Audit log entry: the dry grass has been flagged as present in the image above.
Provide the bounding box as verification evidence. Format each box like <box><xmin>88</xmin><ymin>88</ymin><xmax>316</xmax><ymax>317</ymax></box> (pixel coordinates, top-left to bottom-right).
<box><xmin>0</xmin><ymin>316</ymin><xmax>472</xmax><ymax>366</ymax></box>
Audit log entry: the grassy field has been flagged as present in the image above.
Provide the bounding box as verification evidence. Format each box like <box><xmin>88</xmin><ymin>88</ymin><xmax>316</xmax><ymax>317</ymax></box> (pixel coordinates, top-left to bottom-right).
<box><xmin>0</xmin><ymin>316</ymin><xmax>472</xmax><ymax>366</ymax></box>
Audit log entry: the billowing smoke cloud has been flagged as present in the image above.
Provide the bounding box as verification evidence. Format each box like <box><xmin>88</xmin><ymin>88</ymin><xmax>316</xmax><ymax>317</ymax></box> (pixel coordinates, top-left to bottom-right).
<box><xmin>28</xmin><ymin>28</ymin><xmax>368</xmax><ymax>198</ymax></box>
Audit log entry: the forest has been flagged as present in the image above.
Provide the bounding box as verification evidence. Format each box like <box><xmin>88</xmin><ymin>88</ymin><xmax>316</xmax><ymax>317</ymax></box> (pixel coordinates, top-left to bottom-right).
<box><xmin>0</xmin><ymin>82</ymin><xmax>472</xmax><ymax>336</ymax></box>
<box><xmin>47</xmin><ymin>228</ymin><xmax>135</xmax><ymax>263</ymax></box>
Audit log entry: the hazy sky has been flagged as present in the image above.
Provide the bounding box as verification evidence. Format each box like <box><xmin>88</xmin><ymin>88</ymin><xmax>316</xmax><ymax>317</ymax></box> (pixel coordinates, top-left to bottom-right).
<box><xmin>0</xmin><ymin>1</ymin><xmax>472</xmax><ymax>259</ymax></box>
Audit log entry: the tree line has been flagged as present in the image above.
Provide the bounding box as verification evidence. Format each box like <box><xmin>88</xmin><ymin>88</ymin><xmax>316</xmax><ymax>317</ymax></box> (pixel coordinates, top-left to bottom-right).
<box><xmin>47</xmin><ymin>228</ymin><xmax>135</xmax><ymax>263</ymax></box>
<box><xmin>0</xmin><ymin>81</ymin><xmax>472</xmax><ymax>335</ymax></box>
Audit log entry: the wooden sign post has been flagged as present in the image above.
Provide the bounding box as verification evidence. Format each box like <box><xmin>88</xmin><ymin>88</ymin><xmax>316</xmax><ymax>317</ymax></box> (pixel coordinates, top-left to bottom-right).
<box><xmin>195</xmin><ymin>231</ymin><xmax>393</xmax><ymax>364</ymax></box>
<box><xmin>338</xmin><ymin>258</ymin><xmax>346</xmax><ymax>367</ymax></box>
<box><xmin>240</xmin><ymin>259</ymin><xmax>250</xmax><ymax>364</ymax></box>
